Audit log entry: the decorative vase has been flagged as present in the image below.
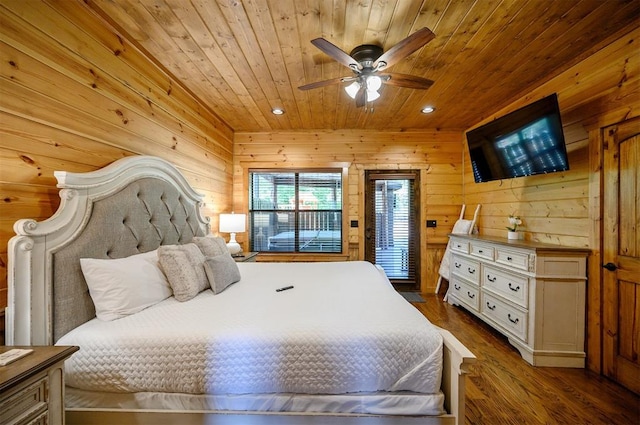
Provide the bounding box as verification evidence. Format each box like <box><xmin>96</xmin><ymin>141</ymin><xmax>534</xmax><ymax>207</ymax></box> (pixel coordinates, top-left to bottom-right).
<box><xmin>507</xmin><ymin>231</ymin><xmax>522</xmax><ymax>240</ymax></box>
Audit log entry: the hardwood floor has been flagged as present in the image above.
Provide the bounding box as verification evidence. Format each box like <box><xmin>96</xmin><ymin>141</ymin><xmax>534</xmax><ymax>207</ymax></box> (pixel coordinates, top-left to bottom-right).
<box><xmin>414</xmin><ymin>293</ymin><xmax>639</xmax><ymax>425</ymax></box>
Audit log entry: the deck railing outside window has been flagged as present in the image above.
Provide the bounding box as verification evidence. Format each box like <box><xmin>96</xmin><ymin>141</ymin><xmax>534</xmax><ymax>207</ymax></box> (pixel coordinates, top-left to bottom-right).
<box><xmin>249</xmin><ymin>171</ymin><xmax>342</xmax><ymax>253</ymax></box>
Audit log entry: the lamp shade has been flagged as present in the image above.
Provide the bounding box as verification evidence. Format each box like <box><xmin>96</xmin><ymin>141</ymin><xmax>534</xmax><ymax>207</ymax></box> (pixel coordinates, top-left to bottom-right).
<box><xmin>366</xmin><ymin>75</ymin><xmax>382</xmax><ymax>91</ymax></box>
<box><xmin>219</xmin><ymin>213</ymin><xmax>246</xmax><ymax>233</ymax></box>
<box><xmin>219</xmin><ymin>213</ymin><xmax>246</xmax><ymax>255</ymax></box>
<box><xmin>345</xmin><ymin>81</ymin><xmax>360</xmax><ymax>99</ymax></box>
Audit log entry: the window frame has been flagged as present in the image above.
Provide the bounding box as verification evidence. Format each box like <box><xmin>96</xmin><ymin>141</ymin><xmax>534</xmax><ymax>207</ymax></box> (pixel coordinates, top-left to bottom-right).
<box><xmin>248</xmin><ymin>168</ymin><xmax>347</xmax><ymax>255</ymax></box>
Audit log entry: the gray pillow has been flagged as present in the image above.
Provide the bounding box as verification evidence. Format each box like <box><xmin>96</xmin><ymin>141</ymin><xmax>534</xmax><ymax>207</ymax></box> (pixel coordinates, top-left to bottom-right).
<box><xmin>192</xmin><ymin>235</ymin><xmax>229</xmax><ymax>257</ymax></box>
<box><xmin>158</xmin><ymin>243</ymin><xmax>208</xmax><ymax>302</ymax></box>
<box><xmin>203</xmin><ymin>253</ymin><xmax>241</xmax><ymax>294</ymax></box>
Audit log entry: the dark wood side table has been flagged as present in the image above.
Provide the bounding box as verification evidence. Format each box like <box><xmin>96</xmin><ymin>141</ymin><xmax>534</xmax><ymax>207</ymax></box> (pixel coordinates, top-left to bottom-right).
<box><xmin>0</xmin><ymin>345</ymin><xmax>78</xmax><ymax>425</ymax></box>
<box><xmin>233</xmin><ymin>252</ymin><xmax>258</xmax><ymax>262</ymax></box>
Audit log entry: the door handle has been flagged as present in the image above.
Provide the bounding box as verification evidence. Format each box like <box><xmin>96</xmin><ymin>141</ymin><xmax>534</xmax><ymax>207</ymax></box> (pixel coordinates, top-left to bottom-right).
<box><xmin>602</xmin><ymin>262</ymin><xmax>618</xmax><ymax>271</ymax></box>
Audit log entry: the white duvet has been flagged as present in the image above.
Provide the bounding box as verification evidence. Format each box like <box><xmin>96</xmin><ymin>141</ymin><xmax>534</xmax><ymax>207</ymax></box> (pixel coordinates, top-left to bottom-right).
<box><xmin>58</xmin><ymin>261</ymin><xmax>443</xmax><ymax>397</ymax></box>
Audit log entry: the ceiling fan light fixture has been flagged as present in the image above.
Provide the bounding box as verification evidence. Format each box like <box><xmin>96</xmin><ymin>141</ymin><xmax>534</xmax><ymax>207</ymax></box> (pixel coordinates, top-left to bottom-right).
<box><xmin>366</xmin><ymin>75</ymin><xmax>382</xmax><ymax>91</ymax></box>
<box><xmin>345</xmin><ymin>81</ymin><xmax>361</xmax><ymax>99</ymax></box>
<box><xmin>345</xmin><ymin>76</ymin><xmax>382</xmax><ymax>102</ymax></box>
<box><xmin>366</xmin><ymin>89</ymin><xmax>380</xmax><ymax>102</ymax></box>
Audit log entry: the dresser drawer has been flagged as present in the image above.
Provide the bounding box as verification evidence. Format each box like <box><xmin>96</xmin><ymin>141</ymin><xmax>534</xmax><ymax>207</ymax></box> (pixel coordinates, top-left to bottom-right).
<box><xmin>449</xmin><ymin>279</ymin><xmax>480</xmax><ymax>312</ymax></box>
<box><xmin>470</xmin><ymin>242</ymin><xmax>494</xmax><ymax>261</ymax></box>
<box><xmin>0</xmin><ymin>374</ymin><xmax>48</xmax><ymax>425</ymax></box>
<box><xmin>483</xmin><ymin>265</ymin><xmax>529</xmax><ymax>308</ymax></box>
<box><xmin>496</xmin><ymin>248</ymin><xmax>531</xmax><ymax>271</ymax></box>
<box><xmin>451</xmin><ymin>255</ymin><xmax>481</xmax><ymax>284</ymax></box>
<box><xmin>450</xmin><ymin>238</ymin><xmax>469</xmax><ymax>254</ymax></box>
<box><xmin>482</xmin><ymin>292</ymin><xmax>528</xmax><ymax>342</ymax></box>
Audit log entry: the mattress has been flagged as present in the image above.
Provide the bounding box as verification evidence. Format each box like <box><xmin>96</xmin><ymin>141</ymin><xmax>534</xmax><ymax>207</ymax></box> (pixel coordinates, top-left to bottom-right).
<box><xmin>57</xmin><ymin>261</ymin><xmax>443</xmax><ymax>407</ymax></box>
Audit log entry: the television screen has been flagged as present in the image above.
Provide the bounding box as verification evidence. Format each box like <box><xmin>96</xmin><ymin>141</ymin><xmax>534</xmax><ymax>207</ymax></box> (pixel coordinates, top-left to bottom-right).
<box><xmin>466</xmin><ymin>94</ymin><xmax>569</xmax><ymax>183</ymax></box>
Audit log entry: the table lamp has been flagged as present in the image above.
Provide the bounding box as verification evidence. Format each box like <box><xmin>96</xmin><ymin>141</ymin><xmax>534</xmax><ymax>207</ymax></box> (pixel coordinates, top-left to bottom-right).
<box><xmin>219</xmin><ymin>213</ymin><xmax>246</xmax><ymax>255</ymax></box>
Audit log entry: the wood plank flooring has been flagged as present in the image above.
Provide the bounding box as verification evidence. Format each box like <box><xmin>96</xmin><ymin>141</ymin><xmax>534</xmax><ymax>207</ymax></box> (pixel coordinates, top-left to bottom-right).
<box><xmin>414</xmin><ymin>293</ymin><xmax>640</xmax><ymax>425</ymax></box>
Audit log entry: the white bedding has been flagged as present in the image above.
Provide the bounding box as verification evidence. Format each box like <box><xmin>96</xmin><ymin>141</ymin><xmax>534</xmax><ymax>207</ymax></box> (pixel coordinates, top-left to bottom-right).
<box><xmin>58</xmin><ymin>261</ymin><xmax>443</xmax><ymax>409</ymax></box>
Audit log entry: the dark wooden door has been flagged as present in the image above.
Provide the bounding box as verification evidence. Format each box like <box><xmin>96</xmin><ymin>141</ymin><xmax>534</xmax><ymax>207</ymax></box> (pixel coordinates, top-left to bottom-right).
<box><xmin>603</xmin><ymin>117</ymin><xmax>640</xmax><ymax>394</ymax></box>
<box><xmin>364</xmin><ymin>170</ymin><xmax>420</xmax><ymax>291</ymax></box>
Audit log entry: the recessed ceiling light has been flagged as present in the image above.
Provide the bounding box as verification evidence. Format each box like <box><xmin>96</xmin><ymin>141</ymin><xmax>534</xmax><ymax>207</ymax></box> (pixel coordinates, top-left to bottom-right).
<box><xmin>272</xmin><ymin>108</ymin><xmax>285</xmax><ymax>115</ymax></box>
<box><xmin>421</xmin><ymin>106</ymin><xmax>435</xmax><ymax>114</ymax></box>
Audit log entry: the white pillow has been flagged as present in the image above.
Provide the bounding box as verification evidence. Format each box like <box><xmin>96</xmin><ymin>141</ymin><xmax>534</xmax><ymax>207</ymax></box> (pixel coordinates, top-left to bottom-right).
<box><xmin>80</xmin><ymin>250</ymin><xmax>172</xmax><ymax>321</ymax></box>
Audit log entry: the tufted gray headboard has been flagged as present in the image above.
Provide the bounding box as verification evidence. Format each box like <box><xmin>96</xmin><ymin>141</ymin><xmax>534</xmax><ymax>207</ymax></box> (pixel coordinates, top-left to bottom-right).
<box><xmin>52</xmin><ymin>178</ymin><xmax>207</xmax><ymax>341</ymax></box>
<box><xmin>7</xmin><ymin>156</ymin><xmax>211</xmax><ymax>345</ymax></box>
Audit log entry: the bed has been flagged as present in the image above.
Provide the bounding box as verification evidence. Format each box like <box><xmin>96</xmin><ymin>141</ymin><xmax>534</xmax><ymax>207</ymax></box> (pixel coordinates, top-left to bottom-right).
<box><xmin>6</xmin><ymin>155</ymin><xmax>475</xmax><ymax>425</ymax></box>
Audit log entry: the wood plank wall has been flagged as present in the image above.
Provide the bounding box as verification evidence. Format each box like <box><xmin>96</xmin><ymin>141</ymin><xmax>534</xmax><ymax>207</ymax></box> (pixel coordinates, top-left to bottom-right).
<box><xmin>462</xmin><ymin>26</ymin><xmax>640</xmax><ymax>372</ymax></box>
<box><xmin>0</xmin><ymin>2</ymin><xmax>234</xmax><ymax>309</ymax></box>
<box><xmin>233</xmin><ymin>130</ymin><xmax>464</xmax><ymax>293</ymax></box>
<box><xmin>463</xmin><ymin>26</ymin><xmax>639</xmax><ymax>244</ymax></box>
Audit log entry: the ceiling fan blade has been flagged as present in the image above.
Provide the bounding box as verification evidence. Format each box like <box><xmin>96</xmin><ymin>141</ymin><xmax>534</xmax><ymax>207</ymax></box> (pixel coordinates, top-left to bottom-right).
<box><xmin>311</xmin><ymin>38</ymin><xmax>360</xmax><ymax>70</ymax></box>
<box><xmin>355</xmin><ymin>85</ymin><xmax>366</xmax><ymax>107</ymax></box>
<box><xmin>373</xmin><ymin>27</ymin><xmax>435</xmax><ymax>70</ymax></box>
<box><xmin>298</xmin><ymin>76</ymin><xmax>352</xmax><ymax>91</ymax></box>
<box><xmin>380</xmin><ymin>72</ymin><xmax>434</xmax><ymax>89</ymax></box>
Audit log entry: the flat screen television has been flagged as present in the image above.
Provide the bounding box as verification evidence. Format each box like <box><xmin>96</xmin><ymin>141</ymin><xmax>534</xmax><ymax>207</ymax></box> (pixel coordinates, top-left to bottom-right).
<box><xmin>466</xmin><ymin>93</ymin><xmax>569</xmax><ymax>183</ymax></box>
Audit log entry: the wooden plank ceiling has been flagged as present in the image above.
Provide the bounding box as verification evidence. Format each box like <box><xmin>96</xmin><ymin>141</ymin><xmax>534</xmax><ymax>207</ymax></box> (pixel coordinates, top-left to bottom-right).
<box><xmin>86</xmin><ymin>0</ymin><xmax>640</xmax><ymax>133</ymax></box>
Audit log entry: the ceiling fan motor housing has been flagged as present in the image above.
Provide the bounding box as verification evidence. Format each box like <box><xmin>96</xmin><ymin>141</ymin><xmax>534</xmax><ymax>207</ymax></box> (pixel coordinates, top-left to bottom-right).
<box><xmin>350</xmin><ymin>44</ymin><xmax>383</xmax><ymax>69</ymax></box>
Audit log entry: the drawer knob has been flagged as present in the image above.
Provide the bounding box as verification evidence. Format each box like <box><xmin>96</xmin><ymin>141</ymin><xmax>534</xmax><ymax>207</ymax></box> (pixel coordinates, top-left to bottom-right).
<box><xmin>507</xmin><ymin>256</ymin><xmax>513</xmax><ymax>261</ymax></box>
<box><xmin>478</xmin><ymin>249</ymin><xmax>483</xmax><ymax>253</ymax></box>
<box><xmin>486</xmin><ymin>302</ymin><xmax>496</xmax><ymax>311</ymax></box>
<box><xmin>508</xmin><ymin>283</ymin><xmax>520</xmax><ymax>292</ymax></box>
<box><xmin>508</xmin><ymin>314</ymin><xmax>519</xmax><ymax>324</ymax></box>
<box><xmin>467</xmin><ymin>291</ymin><xmax>475</xmax><ymax>299</ymax></box>
<box><xmin>454</xmin><ymin>284</ymin><xmax>461</xmax><ymax>290</ymax></box>
<box><xmin>455</xmin><ymin>262</ymin><xmax>461</xmax><ymax>268</ymax></box>
<box><xmin>487</xmin><ymin>275</ymin><xmax>497</xmax><ymax>283</ymax></box>
<box><xmin>468</xmin><ymin>267</ymin><xmax>476</xmax><ymax>274</ymax></box>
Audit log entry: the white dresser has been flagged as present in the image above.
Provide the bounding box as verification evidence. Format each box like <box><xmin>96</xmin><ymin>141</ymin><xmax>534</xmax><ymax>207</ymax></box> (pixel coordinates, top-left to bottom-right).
<box><xmin>445</xmin><ymin>234</ymin><xmax>589</xmax><ymax>368</ymax></box>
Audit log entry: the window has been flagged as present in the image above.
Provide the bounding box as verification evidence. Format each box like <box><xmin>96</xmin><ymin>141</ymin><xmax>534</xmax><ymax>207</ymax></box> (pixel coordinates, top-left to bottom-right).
<box><xmin>249</xmin><ymin>170</ymin><xmax>342</xmax><ymax>253</ymax></box>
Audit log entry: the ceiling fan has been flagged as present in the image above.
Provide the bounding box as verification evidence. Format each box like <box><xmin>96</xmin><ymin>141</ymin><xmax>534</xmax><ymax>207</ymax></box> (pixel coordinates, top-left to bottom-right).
<box><xmin>299</xmin><ymin>27</ymin><xmax>436</xmax><ymax>107</ymax></box>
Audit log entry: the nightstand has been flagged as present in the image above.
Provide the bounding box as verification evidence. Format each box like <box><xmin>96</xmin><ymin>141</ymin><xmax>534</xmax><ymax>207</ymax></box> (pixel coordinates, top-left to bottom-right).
<box><xmin>233</xmin><ymin>252</ymin><xmax>258</xmax><ymax>262</ymax></box>
<box><xmin>0</xmin><ymin>345</ymin><xmax>78</xmax><ymax>425</ymax></box>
